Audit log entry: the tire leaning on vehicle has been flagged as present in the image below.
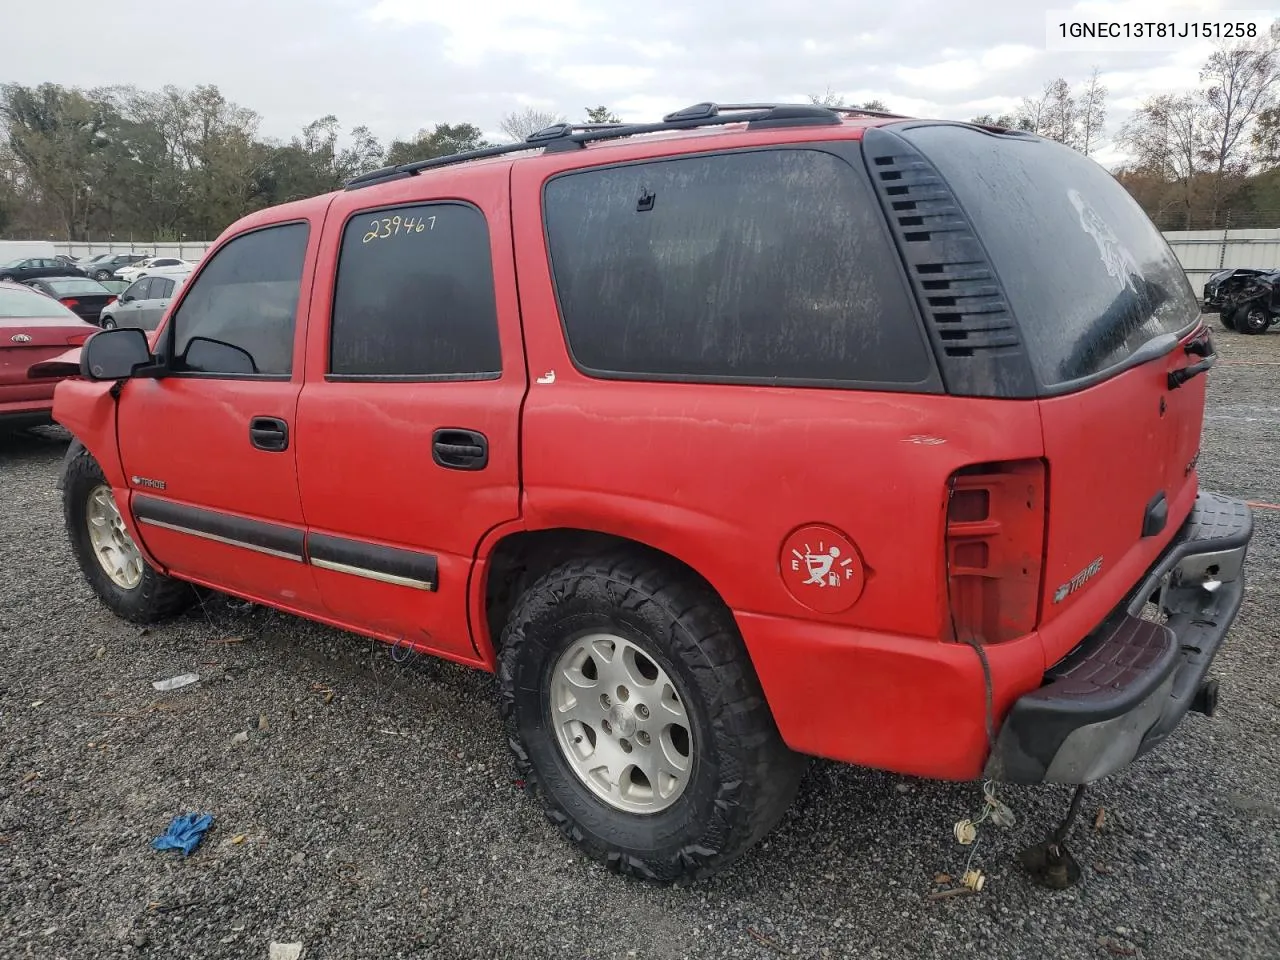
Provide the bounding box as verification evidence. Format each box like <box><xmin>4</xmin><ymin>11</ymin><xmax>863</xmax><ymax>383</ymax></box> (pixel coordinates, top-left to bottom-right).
<box><xmin>1219</xmin><ymin>309</ymin><xmax>1237</xmax><ymax>331</ymax></box>
<box><xmin>63</xmin><ymin>451</ymin><xmax>195</xmax><ymax>624</ymax></box>
<box><xmin>498</xmin><ymin>550</ymin><xmax>806</xmax><ymax>884</ymax></box>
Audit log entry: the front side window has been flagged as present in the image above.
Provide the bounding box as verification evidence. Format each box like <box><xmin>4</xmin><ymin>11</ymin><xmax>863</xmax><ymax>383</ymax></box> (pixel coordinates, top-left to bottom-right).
<box><xmin>170</xmin><ymin>222</ymin><xmax>309</xmax><ymax>376</ymax></box>
<box><xmin>124</xmin><ymin>278</ymin><xmax>150</xmax><ymax>301</ymax></box>
<box><xmin>543</xmin><ymin>148</ymin><xmax>931</xmax><ymax>385</ymax></box>
<box><xmin>329</xmin><ymin>202</ymin><xmax>501</xmax><ymax>379</ymax></box>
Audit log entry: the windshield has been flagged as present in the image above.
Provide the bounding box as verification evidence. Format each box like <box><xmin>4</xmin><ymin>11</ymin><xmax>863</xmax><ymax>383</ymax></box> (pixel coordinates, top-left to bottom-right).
<box><xmin>899</xmin><ymin>124</ymin><xmax>1200</xmax><ymax>387</ymax></box>
<box><xmin>0</xmin><ymin>286</ymin><xmax>78</xmax><ymax>318</ymax></box>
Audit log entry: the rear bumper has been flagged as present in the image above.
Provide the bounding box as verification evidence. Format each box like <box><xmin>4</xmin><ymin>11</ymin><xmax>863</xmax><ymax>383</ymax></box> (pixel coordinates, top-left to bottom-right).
<box><xmin>0</xmin><ymin>395</ymin><xmax>55</xmax><ymax>430</ymax></box>
<box><xmin>986</xmin><ymin>491</ymin><xmax>1252</xmax><ymax>785</ymax></box>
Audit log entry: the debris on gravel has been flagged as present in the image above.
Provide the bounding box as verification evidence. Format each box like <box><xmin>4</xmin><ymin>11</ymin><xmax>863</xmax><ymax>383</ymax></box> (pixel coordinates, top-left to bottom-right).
<box><xmin>3</xmin><ymin>330</ymin><xmax>1280</xmax><ymax>958</ymax></box>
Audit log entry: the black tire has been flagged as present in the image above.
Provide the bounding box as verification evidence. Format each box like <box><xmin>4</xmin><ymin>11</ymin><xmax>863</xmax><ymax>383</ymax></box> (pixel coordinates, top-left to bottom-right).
<box><xmin>1219</xmin><ymin>309</ymin><xmax>1237</xmax><ymax>331</ymax></box>
<box><xmin>99</xmin><ymin>315</ymin><xmax>116</xmax><ymax>329</ymax></box>
<box><xmin>92</xmin><ymin>269</ymin><xmax>110</xmax><ymax>281</ymax></box>
<box><xmin>63</xmin><ymin>451</ymin><xmax>194</xmax><ymax>624</ymax></box>
<box><xmin>498</xmin><ymin>551</ymin><xmax>806</xmax><ymax>884</ymax></box>
<box><xmin>1238</xmin><ymin>304</ymin><xmax>1271</xmax><ymax>335</ymax></box>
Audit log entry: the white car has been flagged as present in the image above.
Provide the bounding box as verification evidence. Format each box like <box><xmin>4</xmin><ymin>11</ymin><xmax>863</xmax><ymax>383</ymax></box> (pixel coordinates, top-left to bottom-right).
<box><xmin>117</xmin><ymin>257</ymin><xmax>193</xmax><ymax>283</ymax></box>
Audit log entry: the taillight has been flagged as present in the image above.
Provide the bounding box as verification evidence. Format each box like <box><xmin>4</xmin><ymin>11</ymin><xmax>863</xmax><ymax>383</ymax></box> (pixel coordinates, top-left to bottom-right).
<box><xmin>65</xmin><ymin>332</ymin><xmax>92</xmax><ymax>345</ymax></box>
<box><xmin>59</xmin><ymin>298</ymin><xmax>80</xmax><ymax>309</ymax></box>
<box><xmin>944</xmin><ymin>459</ymin><xmax>1047</xmax><ymax>644</ymax></box>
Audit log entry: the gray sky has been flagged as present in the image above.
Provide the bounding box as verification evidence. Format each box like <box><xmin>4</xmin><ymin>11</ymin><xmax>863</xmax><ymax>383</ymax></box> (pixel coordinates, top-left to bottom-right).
<box><xmin>6</xmin><ymin>0</ymin><xmax>1277</xmax><ymax>166</ymax></box>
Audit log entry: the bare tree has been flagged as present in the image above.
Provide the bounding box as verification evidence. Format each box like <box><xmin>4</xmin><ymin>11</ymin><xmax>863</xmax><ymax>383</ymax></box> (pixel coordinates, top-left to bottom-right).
<box><xmin>1042</xmin><ymin>78</ymin><xmax>1079</xmax><ymax>147</ymax></box>
<box><xmin>1017</xmin><ymin>83</ymin><xmax>1054</xmax><ymax>136</ymax></box>
<box><xmin>1078</xmin><ymin>67</ymin><xmax>1108</xmax><ymax>156</ymax></box>
<box><xmin>1118</xmin><ymin>93</ymin><xmax>1209</xmax><ymax>227</ymax></box>
<box><xmin>1200</xmin><ymin>27</ymin><xmax>1280</xmax><ymax>220</ymax></box>
<box><xmin>807</xmin><ymin>87</ymin><xmax>845</xmax><ymax>107</ymax></box>
<box><xmin>500</xmin><ymin>107</ymin><xmax>566</xmax><ymax>142</ymax></box>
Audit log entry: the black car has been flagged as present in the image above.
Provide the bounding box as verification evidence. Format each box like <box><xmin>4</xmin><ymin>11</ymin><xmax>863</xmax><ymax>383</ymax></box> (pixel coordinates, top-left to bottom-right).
<box><xmin>23</xmin><ymin>275</ymin><xmax>119</xmax><ymax>324</ymax></box>
<box><xmin>0</xmin><ymin>257</ymin><xmax>85</xmax><ymax>283</ymax></box>
<box><xmin>81</xmin><ymin>253</ymin><xmax>147</xmax><ymax>281</ymax></box>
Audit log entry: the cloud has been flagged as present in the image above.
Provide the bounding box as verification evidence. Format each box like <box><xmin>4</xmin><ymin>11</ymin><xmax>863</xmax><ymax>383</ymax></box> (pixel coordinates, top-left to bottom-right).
<box><xmin>1</xmin><ymin>0</ymin><xmax>1259</xmax><ymax>160</ymax></box>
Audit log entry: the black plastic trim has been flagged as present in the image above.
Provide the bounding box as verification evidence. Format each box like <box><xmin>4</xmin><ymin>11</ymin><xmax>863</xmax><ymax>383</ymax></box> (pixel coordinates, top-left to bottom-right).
<box><xmin>306</xmin><ymin>533</ymin><xmax>438</xmax><ymax>589</ymax></box>
<box><xmin>861</xmin><ymin>125</ymin><xmax>1036</xmax><ymax>399</ymax></box>
<box><xmin>987</xmin><ymin>491</ymin><xmax>1253</xmax><ymax>785</ymax></box>
<box><xmin>1142</xmin><ymin>491</ymin><xmax>1168</xmax><ymax>538</ymax></box>
<box><xmin>132</xmin><ymin>495</ymin><xmax>305</xmax><ymax>560</ymax></box>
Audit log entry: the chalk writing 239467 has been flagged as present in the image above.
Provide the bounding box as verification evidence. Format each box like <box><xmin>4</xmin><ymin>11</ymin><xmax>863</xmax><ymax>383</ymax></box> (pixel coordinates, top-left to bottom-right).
<box><xmin>362</xmin><ymin>214</ymin><xmax>437</xmax><ymax>243</ymax></box>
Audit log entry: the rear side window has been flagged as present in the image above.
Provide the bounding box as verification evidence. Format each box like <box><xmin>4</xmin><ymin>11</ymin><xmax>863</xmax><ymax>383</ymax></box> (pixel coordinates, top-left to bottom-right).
<box><xmin>329</xmin><ymin>202</ymin><xmax>501</xmax><ymax>380</ymax></box>
<box><xmin>543</xmin><ymin>148</ymin><xmax>931</xmax><ymax>385</ymax></box>
<box><xmin>899</xmin><ymin>125</ymin><xmax>1199</xmax><ymax>387</ymax></box>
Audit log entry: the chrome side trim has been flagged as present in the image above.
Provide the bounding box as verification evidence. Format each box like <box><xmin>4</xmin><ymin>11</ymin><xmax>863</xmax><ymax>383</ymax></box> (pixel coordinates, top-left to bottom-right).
<box><xmin>309</xmin><ymin>556</ymin><xmax>435</xmax><ymax>591</ymax></box>
<box><xmin>137</xmin><ymin>517</ymin><xmax>305</xmax><ymax>562</ymax></box>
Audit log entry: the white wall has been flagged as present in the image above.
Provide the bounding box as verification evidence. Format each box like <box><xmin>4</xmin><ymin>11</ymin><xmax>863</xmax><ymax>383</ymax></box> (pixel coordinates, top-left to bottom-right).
<box><xmin>1163</xmin><ymin>229</ymin><xmax>1280</xmax><ymax>292</ymax></box>
<box><xmin>54</xmin><ymin>241</ymin><xmax>212</xmax><ymax>260</ymax></box>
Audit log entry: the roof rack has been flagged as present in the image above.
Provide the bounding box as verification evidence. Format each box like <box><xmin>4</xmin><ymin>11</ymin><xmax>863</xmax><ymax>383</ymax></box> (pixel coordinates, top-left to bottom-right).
<box><xmin>343</xmin><ymin>101</ymin><xmax>907</xmax><ymax>191</ymax></box>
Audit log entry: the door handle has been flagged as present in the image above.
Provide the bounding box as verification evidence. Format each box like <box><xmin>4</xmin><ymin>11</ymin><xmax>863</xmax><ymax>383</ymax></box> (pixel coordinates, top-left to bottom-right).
<box><xmin>432</xmin><ymin>428</ymin><xmax>488</xmax><ymax>470</ymax></box>
<box><xmin>249</xmin><ymin>416</ymin><xmax>289</xmax><ymax>452</ymax></box>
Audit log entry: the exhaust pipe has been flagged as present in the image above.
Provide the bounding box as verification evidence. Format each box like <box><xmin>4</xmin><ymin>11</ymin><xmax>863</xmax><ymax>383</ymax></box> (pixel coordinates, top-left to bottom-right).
<box><xmin>1191</xmin><ymin>678</ymin><xmax>1219</xmax><ymax>717</ymax></box>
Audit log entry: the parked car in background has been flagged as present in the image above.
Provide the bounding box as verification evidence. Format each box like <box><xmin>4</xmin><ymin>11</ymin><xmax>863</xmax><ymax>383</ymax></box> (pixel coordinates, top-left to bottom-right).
<box><xmin>1202</xmin><ymin>268</ymin><xmax>1268</xmax><ymax>313</ymax></box>
<box><xmin>53</xmin><ymin>255</ymin><xmax>83</xmax><ymax>268</ymax></box>
<box><xmin>83</xmin><ymin>253</ymin><xmax>148</xmax><ymax>281</ymax></box>
<box><xmin>0</xmin><ymin>258</ymin><xmax>85</xmax><ymax>283</ymax></box>
<box><xmin>23</xmin><ymin>276</ymin><xmax>120</xmax><ymax>325</ymax></box>
<box><xmin>99</xmin><ymin>275</ymin><xmax>184</xmax><ymax>331</ymax></box>
<box><xmin>0</xmin><ymin>280</ymin><xmax>97</xmax><ymax>431</ymax></box>
<box><xmin>1213</xmin><ymin>269</ymin><xmax>1280</xmax><ymax>334</ymax></box>
<box><xmin>118</xmin><ymin>258</ymin><xmax>193</xmax><ymax>283</ymax></box>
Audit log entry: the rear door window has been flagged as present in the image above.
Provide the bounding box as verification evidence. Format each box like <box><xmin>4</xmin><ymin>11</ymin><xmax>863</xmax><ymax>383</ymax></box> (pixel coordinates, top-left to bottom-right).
<box><xmin>542</xmin><ymin>148</ymin><xmax>934</xmax><ymax>387</ymax></box>
<box><xmin>329</xmin><ymin>201</ymin><xmax>502</xmax><ymax>380</ymax></box>
<box><xmin>898</xmin><ymin>125</ymin><xmax>1199</xmax><ymax>387</ymax></box>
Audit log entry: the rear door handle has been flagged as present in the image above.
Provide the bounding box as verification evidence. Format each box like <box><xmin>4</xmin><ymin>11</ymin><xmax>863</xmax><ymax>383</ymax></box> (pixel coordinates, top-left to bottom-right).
<box><xmin>249</xmin><ymin>416</ymin><xmax>289</xmax><ymax>452</ymax></box>
<box><xmin>432</xmin><ymin>428</ymin><xmax>488</xmax><ymax>471</ymax></box>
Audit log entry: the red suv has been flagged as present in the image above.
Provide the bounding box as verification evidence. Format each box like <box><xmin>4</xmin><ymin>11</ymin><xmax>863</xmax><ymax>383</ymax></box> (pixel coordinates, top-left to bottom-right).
<box><xmin>54</xmin><ymin>103</ymin><xmax>1253</xmax><ymax>883</ymax></box>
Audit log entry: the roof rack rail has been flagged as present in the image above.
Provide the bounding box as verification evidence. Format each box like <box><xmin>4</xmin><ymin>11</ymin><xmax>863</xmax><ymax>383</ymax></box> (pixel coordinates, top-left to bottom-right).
<box><xmin>343</xmin><ymin>101</ymin><xmax>900</xmax><ymax>191</ymax></box>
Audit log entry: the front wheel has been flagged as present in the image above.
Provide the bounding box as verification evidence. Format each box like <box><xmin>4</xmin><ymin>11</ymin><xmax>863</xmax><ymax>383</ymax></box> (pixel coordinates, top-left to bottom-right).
<box><xmin>498</xmin><ymin>551</ymin><xmax>806</xmax><ymax>884</ymax></box>
<box><xmin>99</xmin><ymin>315</ymin><xmax>116</xmax><ymax>329</ymax></box>
<box><xmin>63</xmin><ymin>451</ymin><xmax>195</xmax><ymax>623</ymax></box>
<box><xmin>1236</xmin><ymin>304</ymin><xmax>1271</xmax><ymax>335</ymax></box>
<box><xmin>92</xmin><ymin>269</ymin><xmax>111</xmax><ymax>281</ymax></box>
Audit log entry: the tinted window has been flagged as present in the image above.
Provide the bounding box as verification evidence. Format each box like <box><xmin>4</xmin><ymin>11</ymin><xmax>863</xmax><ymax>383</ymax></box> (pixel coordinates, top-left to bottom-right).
<box><xmin>544</xmin><ymin>149</ymin><xmax>929</xmax><ymax>384</ymax></box>
<box><xmin>155</xmin><ymin>278</ymin><xmax>175</xmax><ymax>298</ymax></box>
<box><xmin>123</xmin><ymin>279</ymin><xmax>149</xmax><ymax>300</ymax></box>
<box><xmin>171</xmin><ymin>222</ymin><xmax>308</xmax><ymax>376</ymax></box>
<box><xmin>330</xmin><ymin>202</ymin><xmax>501</xmax><ymax>379</ymax></box>
<box><xmin>44</xmin><ymin>278</ymin><xmax>110</xmax><ymax>295</ymax></box>
<box><xmin>901</xmin><ymin>125</ymin><xmax>1199</xmax><ymax>386</ymax></box>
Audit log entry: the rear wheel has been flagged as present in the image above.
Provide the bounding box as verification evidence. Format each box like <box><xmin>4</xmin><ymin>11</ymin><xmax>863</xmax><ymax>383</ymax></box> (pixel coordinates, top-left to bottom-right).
<box><xmin>1238</xmin><ymin>304</ymin><xmax>1271</xmax><ymax>335</ymax></box>
<box><xmin>498</xmin><ymin>551</ymin><xmax>806</xmax><ymax>884</ymax></box>
<box><xmin>92</xmin><ymin>269</ymin><xmax>111</xmax><ymax>281</ymax></box>
<box><xmin>63</xmin><ymin>451</ymin><xmax>194</xmax><ymax>623</ymax></box>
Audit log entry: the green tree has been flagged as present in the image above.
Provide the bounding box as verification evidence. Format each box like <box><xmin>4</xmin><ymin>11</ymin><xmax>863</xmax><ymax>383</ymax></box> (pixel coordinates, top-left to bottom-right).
<box><xmin>585</xmin><ymin>105</ymin><xmax>622</xmax><ymax>123</ymax></box>
<box><xmin>384</xmin><ymin>123</ymin><xmax>490</xmax><ymax>166</ymax></box>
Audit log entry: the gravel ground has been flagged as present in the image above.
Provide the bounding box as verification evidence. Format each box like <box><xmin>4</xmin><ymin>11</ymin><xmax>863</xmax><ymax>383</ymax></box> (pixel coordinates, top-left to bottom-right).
<box><xmin>2</xmin><ymin>327</ymin><xmax>1279</xmax><ymax>960</ymax></box>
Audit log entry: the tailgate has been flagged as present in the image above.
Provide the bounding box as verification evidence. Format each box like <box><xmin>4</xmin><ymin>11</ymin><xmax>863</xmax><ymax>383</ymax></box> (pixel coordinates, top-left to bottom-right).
<box><xmin>1036</xmin><ymin>341</ymin><xmax>1204</xmax><ymax>654</ymax></box>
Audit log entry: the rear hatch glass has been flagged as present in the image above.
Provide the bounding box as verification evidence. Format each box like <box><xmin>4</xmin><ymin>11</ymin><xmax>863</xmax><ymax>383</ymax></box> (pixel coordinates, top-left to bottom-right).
<box><xmin>897</xmin><ymin>125</ymin><xmax>1200</xmax><ymax>388</ymax></box>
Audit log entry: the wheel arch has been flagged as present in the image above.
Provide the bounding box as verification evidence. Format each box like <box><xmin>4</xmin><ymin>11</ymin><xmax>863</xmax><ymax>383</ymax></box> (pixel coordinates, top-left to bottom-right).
<box><xmin>475</xmin><ymin>525</ymin><xmax>738</xmax><ymax>667</ymax></box>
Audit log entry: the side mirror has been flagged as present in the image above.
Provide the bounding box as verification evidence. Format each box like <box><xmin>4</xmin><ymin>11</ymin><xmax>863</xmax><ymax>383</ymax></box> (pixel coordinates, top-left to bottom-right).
<box><xmin>80</xmin><ymin>327</ymin><xmax>154</xmax><ymax>381</ymax></box>
<box><xmin>119</xmin><ymin>294</ymin><xmax>134</xmax><ymax>304</ymax></box>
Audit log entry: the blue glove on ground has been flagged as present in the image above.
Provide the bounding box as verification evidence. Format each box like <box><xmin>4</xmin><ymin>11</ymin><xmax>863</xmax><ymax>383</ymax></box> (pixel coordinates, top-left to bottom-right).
<box><xmin>152</xmin><ymin>813</ymin><xmax>214</xmax><ymax>856</ymax></box>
